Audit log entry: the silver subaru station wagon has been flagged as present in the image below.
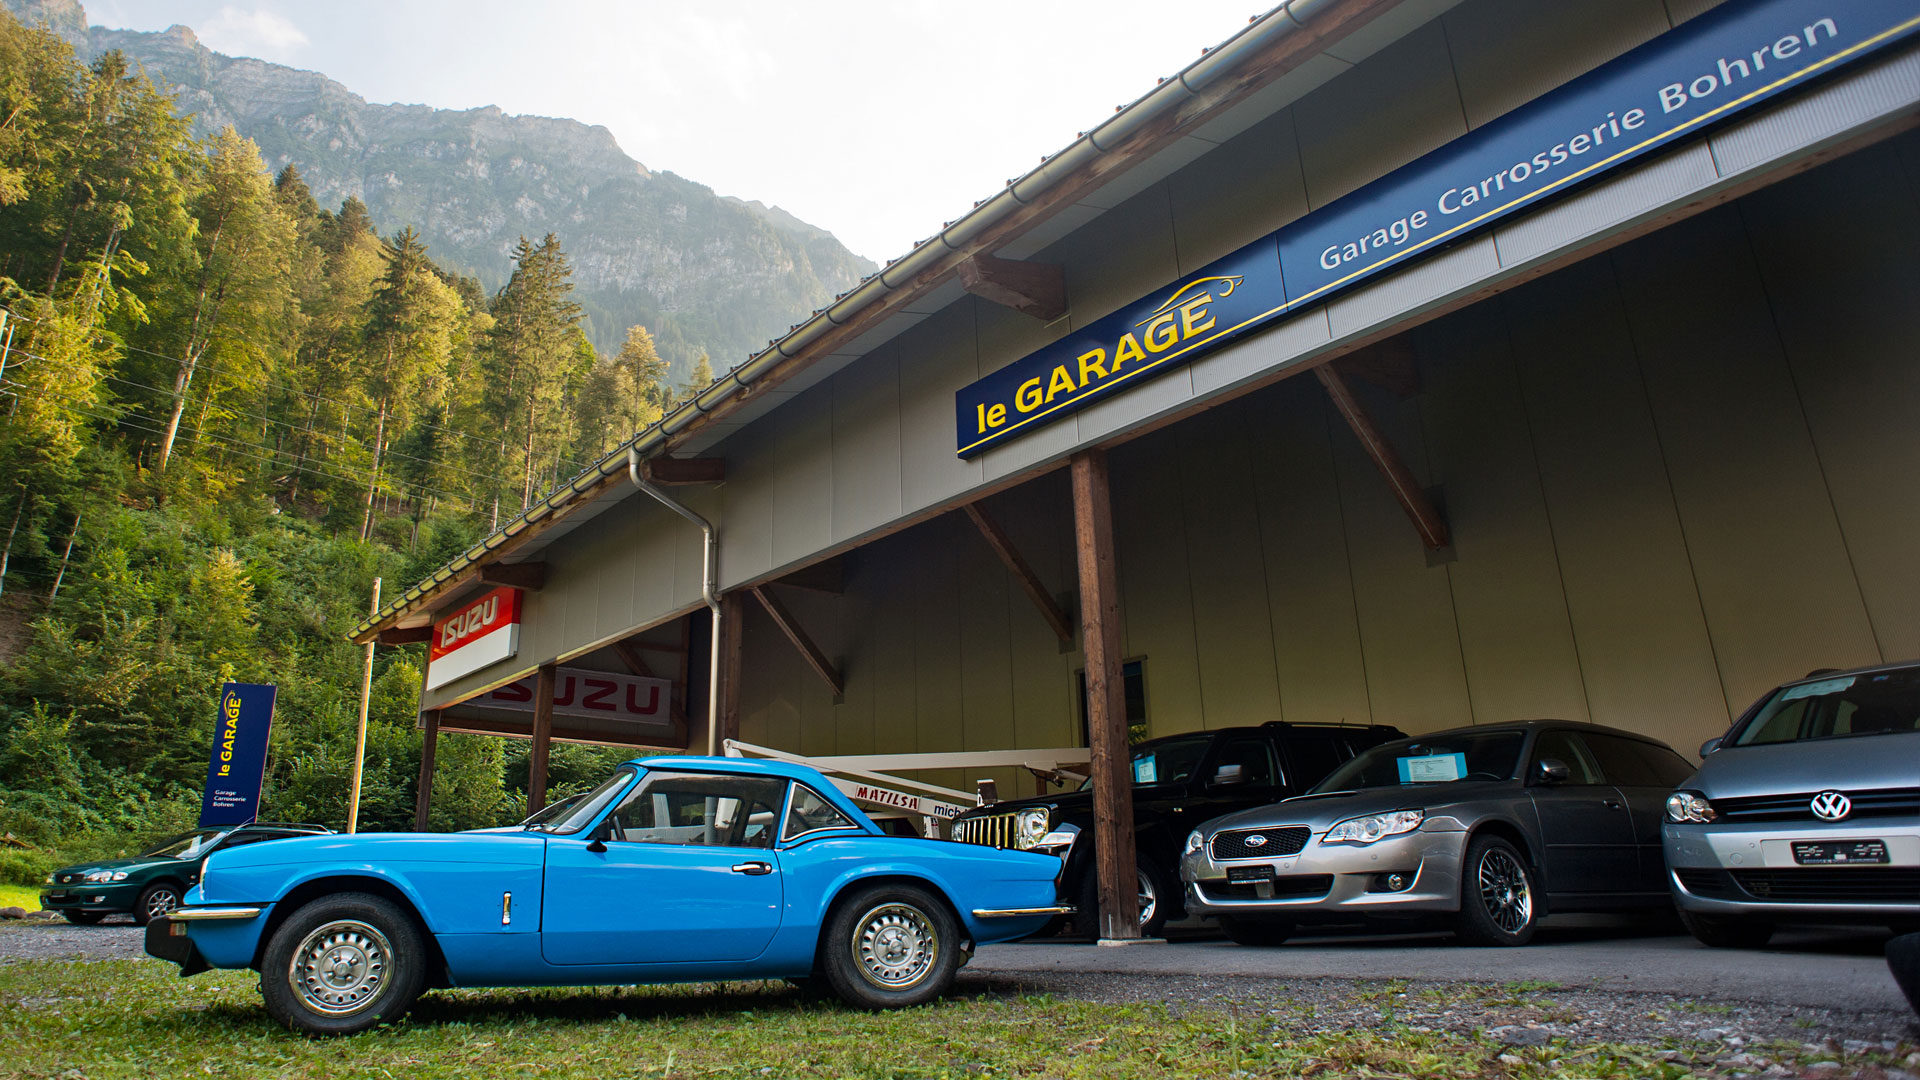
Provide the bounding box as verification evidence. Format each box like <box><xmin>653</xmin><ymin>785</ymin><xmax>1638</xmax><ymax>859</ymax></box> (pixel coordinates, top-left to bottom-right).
<box><xmin>1180</xmin><ymin>721</ymin><xmax>1691</xmax><ymax>947</ymax></box>
<box><xmin>1665</xmin><ymin>660</ymin><xmax>1920</xmax><ymax>948</ymax></box>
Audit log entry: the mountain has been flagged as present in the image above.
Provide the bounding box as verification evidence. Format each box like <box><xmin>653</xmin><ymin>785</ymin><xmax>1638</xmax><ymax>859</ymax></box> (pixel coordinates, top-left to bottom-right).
<box><xmin>3</xmin><ymin>0</ymin><xmax>879</xmax><ymax>382</ymax></box>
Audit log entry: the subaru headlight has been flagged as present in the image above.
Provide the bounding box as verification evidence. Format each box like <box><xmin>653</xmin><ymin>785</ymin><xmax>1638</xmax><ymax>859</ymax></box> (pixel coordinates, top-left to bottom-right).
<box><xmin>1323</xmin><ymin>809</ymin><xmax>1425</xmax><ymax>845</ymax></box>
<box><xmin>1015</xmin><ymin>808</ymin><xmax>1050</xmax><ymax>849</ymax></box>
<box><xmin>1665</xmin><ymin>791</ymin><xmax>1716</xmax><ymax>824</ymax></box>
<box><xmin>1183</xmin><ymin>829</ymin><xmax>1204</xmax><ymax>856</ymax></box>
<box><xmin>82</xmin><ymin>869</ymin><xmax>115</xmax><ymax>883</ymax></box>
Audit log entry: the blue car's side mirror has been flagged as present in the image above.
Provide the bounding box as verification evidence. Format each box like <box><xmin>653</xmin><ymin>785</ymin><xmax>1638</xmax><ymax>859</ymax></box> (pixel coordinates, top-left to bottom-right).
<box><xmin>585</xmin><ymin>820</ymin><xmax>611</xmax><ymax>853</ymax></box>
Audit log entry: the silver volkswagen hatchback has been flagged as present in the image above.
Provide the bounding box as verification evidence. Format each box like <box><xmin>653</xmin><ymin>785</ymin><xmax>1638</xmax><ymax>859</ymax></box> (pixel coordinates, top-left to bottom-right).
<box><xmin>1665</xmin><ymin>661</ymin><xmax>1920</xmax><ymax>947</ymax></box>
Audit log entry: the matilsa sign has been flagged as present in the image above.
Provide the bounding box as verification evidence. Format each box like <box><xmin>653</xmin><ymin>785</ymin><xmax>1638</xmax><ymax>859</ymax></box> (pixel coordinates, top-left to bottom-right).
<box><xmin>199</xmin><ymin>682</ymin><xmax>276</xmax><ymax>827</ymax></box>
<box><xmin>427</xmin><ymin>586</ymin><xmax>522</xmax><ymax>691</ymax></box>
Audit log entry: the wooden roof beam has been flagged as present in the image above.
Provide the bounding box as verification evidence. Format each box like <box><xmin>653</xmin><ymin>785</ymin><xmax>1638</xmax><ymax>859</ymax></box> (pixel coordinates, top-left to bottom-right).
<box><xmin>1314</xmin><ymin>364</ymin><xmax>1450</xmax><ymax>551</ymax></box>
<box><xmin>377</xmin><ymin>624</ymin><xmax>433</xmax><ymax>646</ymax></box>
<box><xmin>638</xmin><ymin>456</ymin><xmax>726</xmax><ymax>485</ymax></box>
<box><xmin>957</xmin><ymin>253</ymin><xmax>1067</xmax><ymax>322</ymax></box>
<box><xmin>480</xmin><ymin>562</ymin><xmax>548</xmax><ymax>591</ymax></box>
<box><xmin>962</xmin><ymin>502</ymin><xmax>1074</xmax><ymax>646</ymax></box>
<box><xmin>750</xmin><ymin>585</ymin><xmax>844</xmax><ymax>700</ymax></box>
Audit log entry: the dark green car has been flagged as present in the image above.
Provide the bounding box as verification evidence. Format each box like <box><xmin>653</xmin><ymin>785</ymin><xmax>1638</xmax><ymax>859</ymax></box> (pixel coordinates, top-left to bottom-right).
<box><xmin>40</xmin><ymin>823</ymin><xmax>331</xmax><ymax>925</ymax></box>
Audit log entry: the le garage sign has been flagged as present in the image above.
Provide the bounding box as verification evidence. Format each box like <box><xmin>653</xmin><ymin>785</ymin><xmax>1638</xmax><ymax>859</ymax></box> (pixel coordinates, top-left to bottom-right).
<box><xmin>427</xmin><ymin>586</ymin><xmax>522</xmax><ymax>691</ymax></box>
<box><xmin>954</xmin><ymin>0</ymin><xmax>1920</xmax><ymax>456</ymax></box>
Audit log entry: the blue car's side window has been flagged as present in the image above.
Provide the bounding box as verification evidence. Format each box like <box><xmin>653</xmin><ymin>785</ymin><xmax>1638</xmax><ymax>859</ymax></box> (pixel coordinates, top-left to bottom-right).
<box><xmin>603</xmin><ymin>771</ymin><xmax>787</xmax><ymax>849</ymax></box>
<box><xmin>781</xmin><ymin>784</ymin><xmax>859</xmax><ymax>843</ymax></box>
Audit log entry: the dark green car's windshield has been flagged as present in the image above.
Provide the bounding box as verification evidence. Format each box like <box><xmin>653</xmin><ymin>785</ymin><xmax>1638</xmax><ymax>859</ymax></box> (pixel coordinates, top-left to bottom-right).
<box><xmin>1731</xmin><ymin>668</ymin><xmax>1920</xmax><ymax>746</ymax></box>
<box><xmin>140</xmin><ymin>829</ymin><xmax>229</xmax><ymax>860</ymax></box>
<box><xmin>536</xmin><ymin>767</ymin><xmax>636</xmax><ymax>834</ymax></box>
<box><xmin>1313</xmin><ymin>732</ymin><xmax>1525</xmax><ymax>792</ymax></box>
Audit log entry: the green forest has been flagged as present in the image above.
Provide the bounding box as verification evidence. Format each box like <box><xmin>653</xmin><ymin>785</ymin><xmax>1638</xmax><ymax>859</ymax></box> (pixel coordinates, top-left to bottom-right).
<box><xmin>0</xmin><ymin>12</ymin><xmax>697</xmax><ymax>881</ymax></box>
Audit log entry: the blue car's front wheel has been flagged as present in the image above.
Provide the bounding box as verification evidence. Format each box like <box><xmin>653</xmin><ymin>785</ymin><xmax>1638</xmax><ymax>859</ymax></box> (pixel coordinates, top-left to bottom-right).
<box><xmin>821</xmin><ymin>884</ymin><xmax>960</xmax><ymax>1009</ymax></box>
<box><xmin>260</xmin><ymin>892</ymin><xmax>427</xmax><ymax>1035</ymax></box>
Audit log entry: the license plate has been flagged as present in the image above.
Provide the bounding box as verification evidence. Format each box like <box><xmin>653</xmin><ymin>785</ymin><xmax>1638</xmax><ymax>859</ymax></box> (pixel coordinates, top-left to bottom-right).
<box><xmin>1792</xmin><ymin>839</ymin><xmax>1887</xmax><ymax>865</ymax></box>
<box><xmin>1227</xmin><ymin>864</ymin><xmax>1276</xmax><ymax>883</ymax></box>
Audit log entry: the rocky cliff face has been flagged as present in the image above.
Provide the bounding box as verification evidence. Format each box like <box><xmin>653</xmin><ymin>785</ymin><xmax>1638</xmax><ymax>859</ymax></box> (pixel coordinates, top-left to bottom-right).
<box><xmin>5</xmin><ymin>0</ymin><xmax>878</xmax><ymax>379</ymax></box>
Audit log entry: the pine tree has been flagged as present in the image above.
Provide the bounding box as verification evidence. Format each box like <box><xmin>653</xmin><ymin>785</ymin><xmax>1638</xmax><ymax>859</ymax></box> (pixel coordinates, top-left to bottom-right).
<box><xmin>481</xmin><ymin>234</ymin><xmax>583</xmax><ymax>510</ymax></box>
<box><xmin>356</xmin><ymin>226</ymin><xmax>458</xmax><ymax>540</ymax></box>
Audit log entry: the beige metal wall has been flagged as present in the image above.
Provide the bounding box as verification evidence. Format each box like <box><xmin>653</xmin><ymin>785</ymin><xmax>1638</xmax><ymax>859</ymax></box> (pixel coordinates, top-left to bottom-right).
<box><xmin>734</xmin><ymin>132</ymin><xmax>1920</xmax><ymax>782</ymax></box>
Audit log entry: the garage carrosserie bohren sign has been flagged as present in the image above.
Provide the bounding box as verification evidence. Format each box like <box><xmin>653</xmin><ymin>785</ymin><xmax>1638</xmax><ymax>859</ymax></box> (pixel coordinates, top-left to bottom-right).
<box><xmin>427</xmin><ymin>586</ymin><xmax>522</xmax><ymax>691</ymax></box>
<box><xmin>199</xmin><ymin>682</ymin><xmax>277</xmax><ymax>827</ymax></box>
<box><xmin>954</xmin><ymin>0</ymin><xmax>1920</xmax><ymax>456</ymax></box>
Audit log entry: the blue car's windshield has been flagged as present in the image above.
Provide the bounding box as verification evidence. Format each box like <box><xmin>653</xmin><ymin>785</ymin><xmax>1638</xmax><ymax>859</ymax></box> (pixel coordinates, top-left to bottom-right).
<box><xmin>534</xmin><ymin>767</ymin><xmax>636</xmax><ymax>834</ymax></box>
<box><xmin>1312</xmin><ymin>732</ymin><xmax>1525</xmax><ymax>793</ymax></box>
<box><xmin>140</xmin><ymin>829</ymin><xmax>230</xmax><ymax>860</ymax></box>
<box><xmin>1730</xmin><ymin>668</ymin><xmax>1920</xmax><ymax>746</ymax></box>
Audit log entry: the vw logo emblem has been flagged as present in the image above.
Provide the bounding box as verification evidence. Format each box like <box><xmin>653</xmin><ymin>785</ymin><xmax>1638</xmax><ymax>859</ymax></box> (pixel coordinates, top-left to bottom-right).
<box><xmin>1810</xmin><ymin>791</ymin><xmax>1851</xmax><ymax>822</ymax></box>
<box><xmin>1245</xmin><ymin>834</ymin><xmax>1268</xmax><ymax>848</ymax></box>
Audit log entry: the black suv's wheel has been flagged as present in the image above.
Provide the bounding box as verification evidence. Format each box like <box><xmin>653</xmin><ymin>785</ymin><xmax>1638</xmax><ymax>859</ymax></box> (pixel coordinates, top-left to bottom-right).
<box><xmin>1071</xmin><ymin>859</ymin><xmax>1169</xmax><ymax>940</ymax></box>
<box><xmin>821</xmin><ymin>883</ymin><xmax>960</xmax><ymax>1009</ymax></box>
<box><xmin>1219</xmin><ymin>916</ymin><xmax>1295</xmax><ymax>947</ymax></box>
<box><xmin>1454</xmin><ymin>835</ymin><xmax>1537</xmax><ymax>946</ymax></box>
<box><xmin>133</xmin><ymin>883</ymin><xmax>183</xmax><ymax>926</ymax></box>
<box><xmin>260</xmin><ymin>892</ymin><xmax>427</xmax><ymax>1035</ymax></box>
<box><xmin>1679</xmin><ymin>909</ymin><xmax>1774</xmax><ymax>949</ymax></box>
<box><xmin>62</xmin><ymin>910</ymin><xmax>105</xmax><ymax>926</ymax></box>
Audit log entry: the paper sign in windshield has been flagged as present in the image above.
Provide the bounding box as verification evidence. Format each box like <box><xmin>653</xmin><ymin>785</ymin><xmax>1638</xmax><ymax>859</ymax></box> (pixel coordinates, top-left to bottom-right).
<box><xmin>1133</xmin><ymin>758</ymin><xmax>1158</xmax><ymax>783</ymax></box>
<box><xmin>1778</xmin><ymin>676</ymin><xmax>1855</xmax><ymax>702</ymax></box>
<box><xmin>1397</xmin><ymin>752</ymin><xmax>1468</xmax><ymax>783</ymax></box>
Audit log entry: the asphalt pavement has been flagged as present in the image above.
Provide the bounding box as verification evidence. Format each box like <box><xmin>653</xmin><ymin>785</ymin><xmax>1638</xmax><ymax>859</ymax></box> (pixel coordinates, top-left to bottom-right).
<box><xmin>972</xmin><ymin>916</ymin><xmax>1911</xmax><ymax>1014</ymax></box>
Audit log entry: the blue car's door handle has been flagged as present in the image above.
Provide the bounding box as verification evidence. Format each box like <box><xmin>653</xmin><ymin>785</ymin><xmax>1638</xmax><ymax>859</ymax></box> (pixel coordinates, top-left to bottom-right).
<box><xmin>731</xmin><ymin>861</ymin><xmax>774</xmax><ymax>876</ymax></box>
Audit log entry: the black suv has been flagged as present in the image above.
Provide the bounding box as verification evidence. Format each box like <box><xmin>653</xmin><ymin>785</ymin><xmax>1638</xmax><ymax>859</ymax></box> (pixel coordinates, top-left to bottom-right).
<box><xmin>948</xmin><ymin>722</ymin><xmax>1404</xmax><ymax>937</ymax></box>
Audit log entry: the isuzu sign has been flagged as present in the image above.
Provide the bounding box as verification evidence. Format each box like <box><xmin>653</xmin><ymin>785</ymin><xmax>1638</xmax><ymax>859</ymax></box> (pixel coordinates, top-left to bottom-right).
<box><xmin>427</xmin><ymin>586</ymin><xmax>522</xmax><ymax>691</ymax></box>
<box><xmin>480</xmin><ymin>667</ymin><xmax>676</xmax><ymax>735</ymax></box>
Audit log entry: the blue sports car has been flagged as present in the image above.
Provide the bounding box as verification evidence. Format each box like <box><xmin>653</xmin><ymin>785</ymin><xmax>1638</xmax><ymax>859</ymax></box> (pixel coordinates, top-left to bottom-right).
<box><xmin>145</xmin><ymin>756</ymin><xmax>1069</xmax><ymax>1033</ymax></box>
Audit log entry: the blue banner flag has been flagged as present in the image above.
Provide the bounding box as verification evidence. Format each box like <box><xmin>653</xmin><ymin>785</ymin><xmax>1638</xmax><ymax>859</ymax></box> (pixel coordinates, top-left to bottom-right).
<box><xmin>199</xmin><ymin>682</ymin><xmax>277</xmax><ymax>827</ymax></box>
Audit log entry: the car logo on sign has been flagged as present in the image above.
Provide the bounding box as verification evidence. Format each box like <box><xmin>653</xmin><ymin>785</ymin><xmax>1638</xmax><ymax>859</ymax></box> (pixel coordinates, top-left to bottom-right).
<box><xmin>1810</xmin><ymin>791</ymin><xmax>1851</xmax><ymax>822</ymax></box>
<box><xmin>1245</xmin><ymin>834</ymin><xmax>1268</xmax><ymax>848</ymax></box>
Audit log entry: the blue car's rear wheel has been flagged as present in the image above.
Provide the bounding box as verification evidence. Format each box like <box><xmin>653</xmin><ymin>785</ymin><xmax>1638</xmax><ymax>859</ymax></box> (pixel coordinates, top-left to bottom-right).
<box><xmin>821</xmin><ymin>884</ymin><xmax>960</xmax><ymax>1009</ymax></box>
<box><xmin>260</xmin><ymin>892</ymin><xmax>426</xmax><ymax>1035</ymax></box>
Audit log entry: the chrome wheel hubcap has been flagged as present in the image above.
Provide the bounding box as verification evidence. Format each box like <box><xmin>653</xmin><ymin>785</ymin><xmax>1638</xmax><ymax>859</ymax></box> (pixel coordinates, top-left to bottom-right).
<box><xmin>1137</xmin><ymin>871</ymin><xmax>1158</xmax><ymax>929</ymax></box>
<box><xmin>1477</xmin><ymin>849</ymin><xmax>1532</xmax><ymax>934</ymax></box>
<box><xmin>145</xmin><ymin>889</ymin><xmax>179</xmax><ymax>919</ymax></box>
<box><xmin>852</xmin><ymin>903</ymin><xmax>939</xmax><ymax>989</ymax></box>
<box><xmin>289</xmin><ymin>919</ymin><xmax>392</xmax><ymax>1016</ymax></box>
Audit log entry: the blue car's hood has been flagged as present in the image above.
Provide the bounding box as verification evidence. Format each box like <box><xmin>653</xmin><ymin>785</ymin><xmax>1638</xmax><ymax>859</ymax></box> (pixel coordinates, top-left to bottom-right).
<box><xmin>1691</xmin><ymin>731</ymin><xmax>1920</xmax><ymax>799</ymax></box>
<box><xmin>208</xmin><ymin>830</ymin><xmax>548</xmax><ymax>870</ymax></box>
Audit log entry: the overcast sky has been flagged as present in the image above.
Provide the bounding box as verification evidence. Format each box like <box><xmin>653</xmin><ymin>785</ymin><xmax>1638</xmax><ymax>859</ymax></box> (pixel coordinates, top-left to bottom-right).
<box><xmin>85</xmin><ymin>0</ymin><xmax>1268</xmax><ymax>263</ymax></box>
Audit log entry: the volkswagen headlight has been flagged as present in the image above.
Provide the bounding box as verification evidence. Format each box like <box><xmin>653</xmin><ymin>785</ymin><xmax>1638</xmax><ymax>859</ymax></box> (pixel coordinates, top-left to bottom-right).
<box><xmin>1665</xmin><ymin>791</ymin><xmax>1716</xmax><ymax>824</ymax></box>
<box><xmin>1323</xmin><ymin>809</ymin><xmax>1425</xmax><ymax>845</ymax></box>
<box><xmin>1183</xmin><ymin>829</ymin><xmax>1205</xmax><ymax>856</ymax></box>
<box><xmin>1015</xmin><ymin>808</ymin><xmax>1050</xmax><ymax>849</ymax></box>
<box><xmin>82</xmin><ymin>869</ymin><xmax>115</xmax><ymax>883</ymax></box>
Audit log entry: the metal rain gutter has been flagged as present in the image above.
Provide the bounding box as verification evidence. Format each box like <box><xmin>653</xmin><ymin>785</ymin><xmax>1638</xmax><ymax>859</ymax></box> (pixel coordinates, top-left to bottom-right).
<box><xmin>352</xmin><ymin>0</ymin><xmax>1335</xmax><ymax>644</ymax></box>
<box><xmin>627</xmin><ymin>445</ymin><xmax>722</xmax><ymax>755</ymax></box>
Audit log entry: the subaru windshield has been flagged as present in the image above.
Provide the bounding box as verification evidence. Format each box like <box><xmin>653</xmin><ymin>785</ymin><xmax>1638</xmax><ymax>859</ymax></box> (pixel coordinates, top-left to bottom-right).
<box><xmin>1729</xmin><ymin>668</ymin><xmax>1920</xmax><ymax>746</ymax></box>
<box><xmin>1312</xmin><ymin>732</ymin><xmax>1525</xmax><ymax>793</ymax></box>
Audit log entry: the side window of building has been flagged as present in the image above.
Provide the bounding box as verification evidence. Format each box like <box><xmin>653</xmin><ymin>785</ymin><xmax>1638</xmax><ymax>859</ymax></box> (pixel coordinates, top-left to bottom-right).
<box><xmin>1213</xmin><ymin>737</ymin><xmax>1278</xmax><ymax>788</ymax></box>
<box><xmin>1282</xmin><ymin>733</ymin><xmax>1345</xmax><ymax>791</ymax></box>
<box><xmin>784</xmin><ymin>784</ymin><xmax>859</xmax><ymax>842</ymax></box>
<box><xmin>1530</xmin><ymin>730</ymin><xmax>1604</xmax><ymax>784</ymax></box>
<box><xmin>604</xmin><ymin>771</ymin><xmax>787</xmax><ymax>849</ymax></box>
<box><xmin>1077</xmin><ymin>659</ymin><xmax>1148</xmax><ymax>746</ymax></box>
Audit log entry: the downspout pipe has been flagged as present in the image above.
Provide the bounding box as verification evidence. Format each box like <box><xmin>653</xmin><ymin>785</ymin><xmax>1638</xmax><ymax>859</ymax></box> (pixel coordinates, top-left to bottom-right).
<box><xmin>628</xmin><ymin>446</ymin><xmax>723</xmax><ymax>755</ymax></box>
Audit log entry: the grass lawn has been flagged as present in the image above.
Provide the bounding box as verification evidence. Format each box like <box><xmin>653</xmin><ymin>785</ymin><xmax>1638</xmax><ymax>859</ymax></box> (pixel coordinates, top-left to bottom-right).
<box><xmin>0</xmin><ymin>883</ymin><xmax>42</xmax><ymax>910</ymax></box>
<box><xmin>0</xmin><ymin>958</ymin><xmax>1698</xmax><ymax>1079</ymax></box>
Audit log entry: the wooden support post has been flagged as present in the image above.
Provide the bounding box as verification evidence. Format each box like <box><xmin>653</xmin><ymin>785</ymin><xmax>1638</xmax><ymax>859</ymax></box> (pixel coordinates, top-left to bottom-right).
<box><xmin>1071</xmin><ymin>449</ymin><xmax>1140</xmax><ymax>941</ymax></box>
<box><xmin>1314</xmin><ymin>364</ymin><xmax>1450</xmax><ymax>550</ymax></box>
<box><xmin>718</xmin><ymin>591</ymin><xmax>746</xmax><ymax>747</ymax></box>
<box><xmin>750</xmin><ymin>585</ymin><xmax>843</xmax><ymax>699</ymax></box>
<box><xmin>413</xmin><ymin>710</ymin><xmax>439</xmax><ymax>832</ymax></box>
<box><xmin>956</xmin><ymin>253</ymin><xmax>1068</xmax><ymax>322</ymax></box>
<box><xmin>528</xmin><ymin>663</ymin><xmax>556</xmax><ymax>814</ymax></box>
<box><xmin>963</xmin><ymin>502</ymin><xmax>1074</xmax><ymax>645</ymax></box>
